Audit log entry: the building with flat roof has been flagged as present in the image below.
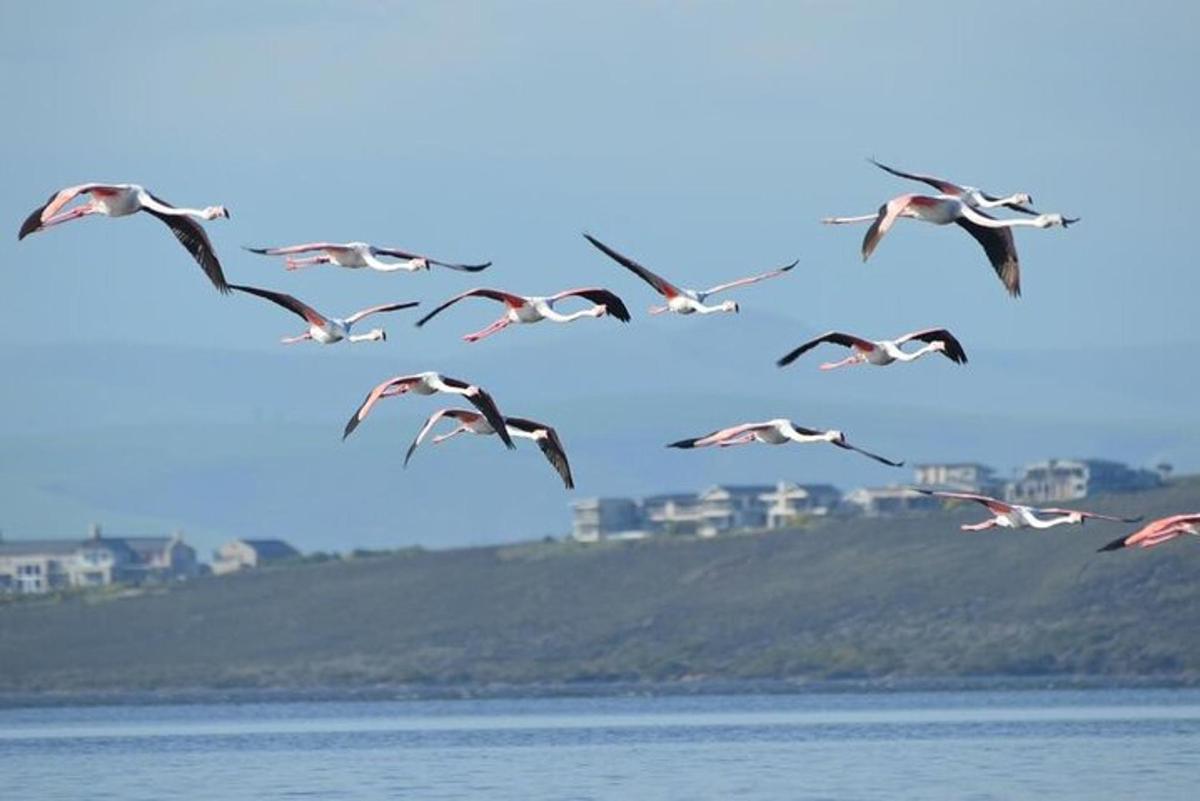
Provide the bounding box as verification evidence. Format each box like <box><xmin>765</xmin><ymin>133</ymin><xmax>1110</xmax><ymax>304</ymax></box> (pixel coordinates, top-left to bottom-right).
<box><xmin>211</xmin><ymin>538</ymin><xmax>301</xmax><ymax>575</ymax></box>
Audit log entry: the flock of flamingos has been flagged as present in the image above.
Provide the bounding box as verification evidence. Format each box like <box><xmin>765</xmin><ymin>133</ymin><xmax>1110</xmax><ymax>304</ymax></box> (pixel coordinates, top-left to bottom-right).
<box><xmin>16</xmin><ymin>161</ymin><xmax>1198</xmax><ymax>554</ymax></box>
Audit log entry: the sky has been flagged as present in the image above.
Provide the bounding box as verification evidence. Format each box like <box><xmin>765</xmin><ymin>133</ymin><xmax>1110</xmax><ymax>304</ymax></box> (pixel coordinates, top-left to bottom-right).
<box><xmin>2</xmin><ymin>2</ymin><xmax>1198</xmax><ymax>554</ymax></box>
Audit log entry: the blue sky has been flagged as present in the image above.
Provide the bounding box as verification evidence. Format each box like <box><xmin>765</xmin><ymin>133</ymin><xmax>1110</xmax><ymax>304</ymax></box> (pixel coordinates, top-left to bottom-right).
<box><xmin>2</xmin><ymin>2</ymin><xmax>1198</xmax><ymax>552</ymax></box>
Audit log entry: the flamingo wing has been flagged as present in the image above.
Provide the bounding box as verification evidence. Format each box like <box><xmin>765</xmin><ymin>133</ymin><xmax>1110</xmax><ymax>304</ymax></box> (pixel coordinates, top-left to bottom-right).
<box><xmin>1099</xmin><ymin>513</ymin><xmax>1200</xmax><ymax>552</ymax></box>
<box><xmin>434</xmin><ymin>375</ymin><xmax>516</xmax><ymax>449</ymax></box>
<box><xmin>17</xmin><ymin>183</ymin><xmax>115</xmax><ymax>239</ymax></box>
<box><xmin>343</xmin><ymin>301</ymin><xmax>420</xmax><ymax>325</ymax></box>
<box><xmin>954</xmin><ymin>213</ymin><xmax>1021</xmax><ymax>297</ymax></box>
<box><xmin>697</xmin><ymin>260</ymin><xmax>798</xmax><ymax>299</ymax></box>
<box><xmin>507</xmin><ymin>417</ymin><xmax>575</xmax><ymax>489</ymax></box>
<box><xmin>912</xmin><ymin>488</ymin><xmax>1012</xmax><ymax>513</ymax></box>
<box><xmin>415</xmin><ymin>288</ymin><xmax>527</xmax><ymax>328</ymax></box>
<box><xmin>548</xmin><ymin>287</ymin><xmax>632</xmax><ymax>322</ymax></box>
<box><xmin>242</xmin><ymin>242</ymin><xmax>350</xmax><ymax>256</ymax></box>
<box><xmin>893</xmin><ymin>328</ymin><xmax>969</xmax><ymax>365</ymax></box>
<box><xmin>668</xmin><ymin>422</ymin><xmax>766</xmax><ymax>449</ymax></box>
<box><xmin>583</xmin><ymin>234</ymin><xmax>683</xmax><ymax>299</ymax></box>
<box><xmin>371</xmin><ymin>247</ymin><xmax>492</xmax><ymax>272</ymax></box>
<box><xmin>1037</xmin><ymin>508</ymin><xmax>1144</xmax><ymax>524</ymax></box>
<box><xmin>342</xmin><ymin>375</ymin><xmax>420</xmax><ymax>440</ymax></box>
<box><xmin>230</xmin><ymin>284</ymin><xmax>327</xmax><ymax>326</ymax></box>
<box><xmin>777</xmin><ymin>331</ymin><xmax>877</xmax><ymax>367</ymax></box>
<box><xmin>141</xmin><ymin>195</ymin><xmax>229</xmax><ymax>293</ymax></box>
<box><xmin>861</xmin><ymin>196</ymin><xmax>915</xmax><ymax>261</ymax></box>
<box><xmin>833</xmin><ymin>438</ymin><xmax>904</xmax><ymax>467</ymax></box>
<box><xmin>404</xmin><ymin>408</ymin><xmax>482</xmax><ymax>467</ymax></box>
<box><xmin>868</xmin><ymin>158</ymin><xmax>964</xmax><ymax>195</ymax></box>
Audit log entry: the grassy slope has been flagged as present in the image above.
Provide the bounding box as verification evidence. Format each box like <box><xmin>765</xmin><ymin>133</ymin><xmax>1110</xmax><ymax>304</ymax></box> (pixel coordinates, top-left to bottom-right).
<box><xmin>1</xmin><ymin>479</ymin><xmax>1198</xmax><ymax>691</ymax></box>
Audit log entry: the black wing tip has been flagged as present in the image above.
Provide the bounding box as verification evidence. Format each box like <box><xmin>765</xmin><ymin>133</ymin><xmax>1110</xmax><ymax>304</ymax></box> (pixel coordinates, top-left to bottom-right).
<box><xmin>17</xmin><ymin>220</ymin><xmax>40</xmax><ymax>240</ymax></box>
<box><xmin>780</xmin><ymin>260</ymin><xmax>799</xmax><ymax>272</ymax></box>
<box><xmin>242</xmin><ymin>245</ymin><xmax>272</xmax><ymax>254</ymax></box>
<box><xmin>667</xmin><ymin>438</ymin><xmax>699</xmax><ymax>449</ymax></box>
<box><xmin>342</xmin><ymin>417</ymin><xmax>360</xmax><ymax>441</ymax></box>
<box><xmin>1098</xmin><ymin>535</ymin><xmax>1128</xmax><ymax>553</ymax></box>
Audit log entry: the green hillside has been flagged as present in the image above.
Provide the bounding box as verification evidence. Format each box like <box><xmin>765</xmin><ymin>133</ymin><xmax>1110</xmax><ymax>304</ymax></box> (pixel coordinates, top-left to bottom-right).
<box><xmin>2</xmin><ymin>479</ymin><xmax>1199</xmax><ymax>692</ymax></box>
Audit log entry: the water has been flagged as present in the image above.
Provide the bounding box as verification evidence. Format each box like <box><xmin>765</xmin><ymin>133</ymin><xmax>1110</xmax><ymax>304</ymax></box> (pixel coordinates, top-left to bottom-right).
<box><xmin>1</xmin><ymin>688</ymin><xmax>1198</xmax><ymax>800</ymax></box>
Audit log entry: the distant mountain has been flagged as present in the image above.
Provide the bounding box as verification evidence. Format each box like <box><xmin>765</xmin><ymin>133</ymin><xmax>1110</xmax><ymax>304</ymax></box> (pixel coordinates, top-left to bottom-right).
<box><xmin>2</xmin><ymin>480</ymin><xmax>1198</xmax><ymax>692</ymax></box>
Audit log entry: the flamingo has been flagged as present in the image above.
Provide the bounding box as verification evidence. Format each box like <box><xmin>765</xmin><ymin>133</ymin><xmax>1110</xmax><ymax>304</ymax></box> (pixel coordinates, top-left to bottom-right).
<box><xmin>404</xmin><ymin>408</ymin><xmax>575</xmax><ymax>489</ymax></box>
<box><xmin>868</xmin><ymin>157</ymin><xmax>1042</xmax><ymax>215</ymax></box>
<box><xmin>777</xmin><ymin>328</ymin><xmax>967</xmax><ymax>369</ymax></box>
<box><xmin>822</xmin><ymin>194</ymin><xmax>1078</xmax><ymax>297</ymax></box>
<box><xmin>243</xmin><ymin>242</ymin><xmax>490</xmax><ymax>273</ymax></box>
<box><xmin>1099</xmin><ymin>514</ymin><xmax>1200</xmax><ymax>552</ymax></box>
<box><xmin>342</xmin><ymin>371</ymin><xmax>514</xmax><ymax>448</ymax></box>
<box><xmin>229</xmin><ymin>284</ymin><xmax>418</xmax><ymax>345</ymax></box>
<box><xmin>668</xmin><ymin>419</ymin><xmax>903</xmax><ymax>467</ymax></box>
<box><xmin>414</xmin><ymin>287</ymin><xmax>631</xmax><ymax>342</ymax></box>
<box><xmin>583</xmin><ymin>233</ymin><xmax>796</xmax><ymax>315</ymax></box>
<box><xmin>18</xmin><ymin>183</ymin><xmax>230</xmax><ymax>292</ymax></box>
<box><xmin>914</xmin><ymin>489</ymin><xmax>1142</xmax><ymax>531</ymax></box>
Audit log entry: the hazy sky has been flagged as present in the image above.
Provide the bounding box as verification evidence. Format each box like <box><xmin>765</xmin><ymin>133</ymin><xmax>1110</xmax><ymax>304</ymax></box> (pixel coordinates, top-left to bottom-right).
<box><xmin>2</xmin><ymin>2</ymin><xmax>1198</xmax><ymax>551</ymax></box>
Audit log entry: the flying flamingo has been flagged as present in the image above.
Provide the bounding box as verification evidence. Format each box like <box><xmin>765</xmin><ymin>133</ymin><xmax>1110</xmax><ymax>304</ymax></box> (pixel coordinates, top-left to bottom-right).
<box><xmin>914</xmin><ymin>489</ymin><xmax>1142</xmax><ymax>531</ymax></box>
<box><xmin>1099</xmin><ymin>514</ymin><xmax>1200</xmax><ymax>552</ymax></box>
<box><xmin>868</xmin><ymin>157</ymin><xmax>1042</xmax><ymax>215</ymax></box>
<box><xmin>18</xmin><ymin>183</ymin><xmax>231</xmax><ymax>292</ymax></box>
<box><xmin>342</xmin><ymin>371</ymin><xmax>514</xmax><ymax>448</ymax></box>
<box><xmin>414</xmin><ymin>287</ymin><xmax>631</xmax><ymax>342</ymax></box>
<box><xmin>777</xmin><ymin>328</ymin><xmax>967</xmax><ymax>369</ymax></box>
<box><xmin>583</xmin><ymin>234</ymin><xmax>796</xmax><ymax>315</ymax></box>
<box><xmin>668</xmin><ymin>419</ymin><xmax>903</xmax><ymax>467</ymax></box>
<box><xmin>229</xmin><ymin>284</ymin><xmax>418</xmax><ymax>345</ymax></box>
<box><xmin>243</xmin><ymin>242</ymin><xmax>490</xmax><ymax>273</ymax></box>
<box><xmin>822</xmin><ymin>194</ymin><xmax>1078</xmax><ymax>297</ymax></box>
<box><xmin>404</xmin><ymin>408</ymin><xmax>575</xmax><ymax>489</ymax></box>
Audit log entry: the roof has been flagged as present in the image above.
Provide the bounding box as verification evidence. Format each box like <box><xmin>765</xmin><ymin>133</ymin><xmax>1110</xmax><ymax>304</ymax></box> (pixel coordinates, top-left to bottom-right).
<box><xmin>0</xmin><ymin>539</ymin><xmax>82</xmax><ymax>557</ymax></box>
<box><xmin>704</xmin><ymin>484</ymin><xmax>775</xmax><ymax>497</ymax></box>
<box><xmin>238</xmin><ymin>539</ymin><xmax>300</xmax><ymax>560</ymax></box>
<box><xmin>914</xmin><ymin>462</ymin><xmax>996</xmax><ymax>471</ymax></box>
<box><xmin>641</xmin><ymin>493</ymin><xmax>697</xmax><ymax>505</ymax></box>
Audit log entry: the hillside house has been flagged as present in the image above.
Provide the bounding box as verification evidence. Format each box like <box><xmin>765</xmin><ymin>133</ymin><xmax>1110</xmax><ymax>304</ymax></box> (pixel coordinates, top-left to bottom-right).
<box><xmin>0</xmin><ymin>525</ymin><xmax>199</xmax><ymax>595</ymax></box>
<box><xmin>211</xmin><ymin>539</ymin><xmax>301</xmax><ymax>574</ymax></box>
<box><xmin>1005</xmin><ymin>458</ymin><xmax>1163</xmax><ymax>504</ymax></box>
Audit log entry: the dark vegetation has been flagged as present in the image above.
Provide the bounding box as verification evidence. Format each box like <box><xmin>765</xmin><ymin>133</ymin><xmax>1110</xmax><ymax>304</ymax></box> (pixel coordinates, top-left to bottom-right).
<box><xmin>1</xmin><ymin>480</ymin><xmax>1198</xmax><ymax>692</ymax></box>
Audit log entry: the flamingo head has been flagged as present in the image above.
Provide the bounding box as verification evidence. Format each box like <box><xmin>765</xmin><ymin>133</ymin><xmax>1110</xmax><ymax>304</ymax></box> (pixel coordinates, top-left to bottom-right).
<box><xmin>204</xmin><ymin>206</ymin><xmax>230</xmax><ymax>220</ymax></box>
<box><xmin>1013</xmin><ymin>192</ymin><xmax>1033</xmax><ymax>206</ymax></box>
<box><xmin>1038</xmin><ymin>213</ymin><xmax>1077</xmax><ymax>229</ymax></box>
<box><xmin>827</xmin><ymin>430</ymin><xmax>846</xmax><ymax>443</ymax></box>
<box><xmin>411</xmin><ymin>257</ymin><xmax>431</xmax><ymax>271</ymax></box>
<box><xmin>368</xmin><ymin>328</ymin><xmax>387</xmax><ymax>343</ymax></box>
<box><xmin>722</xmin><ymin>300</ymin><xmax>740</xmax><ymax>314</ymax></box>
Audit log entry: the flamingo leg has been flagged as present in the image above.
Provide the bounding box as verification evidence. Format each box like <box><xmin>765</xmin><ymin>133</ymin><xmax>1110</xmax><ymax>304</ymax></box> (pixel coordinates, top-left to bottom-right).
<box><xmin>285</xmin><ymin>255</ymin><xmax>332</xmax><ymax>270</ymax></box>
<box><xmin>819</xmin><ymin>354</ymin><xmax>864</xmax><ymax>371</ymax></box>
<box><xmin>37</xmin><ymin>204</ymin><xmax>99</xmax><ymax>230</ymax></box>
<box><xmin>280</xmin><ymin>332</ymin><xmax>313</xmax><ymax>345</ymax></box>
<box><xmin>821</xmin><ymin>213</ymin><xmax>877</xmax><ymax>225</ymax></box>
<box><xmin>648</xmin><ymin>305</ymin><xmax>670</xmax><ymax>315</ymax></box>
<box><xmin>961</xmin><ymin>519</ymin><xmax>1001</xmax><ymax>532</ymax></box>
<box><xmin>463</xmin><ymin>316</ymin><xmax>511</xmax><ymax>343</ymax></box>
<box><xmin>716</xmin><ymin>434</ymin><xmax>757</xmax><ymax>448</ymax></box>
<box><xmin>432</xmin><ymin>426</ymin><xmax>471</xmax><ymax>444</ymax></box>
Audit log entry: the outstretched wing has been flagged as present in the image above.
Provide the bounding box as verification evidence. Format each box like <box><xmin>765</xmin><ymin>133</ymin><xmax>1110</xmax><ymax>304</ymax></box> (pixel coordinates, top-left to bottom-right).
<box><xmin>777</xmin><ymin>331</ymin><xmax>877</xmax><ymax>367</ymax></box>
<box><xmin>668</xmin><ymin>422</ymin><xmax>766</xmax><ymax>449</ymax></box>
<box><xmin>548</xmin><ymin>287</ymin><xmax>632</xmax><ymax>322</ymax></box>
<box><xmin>954</xmin><ymin>213</ymin><xmax>1021</xmax><ymax>297</ymax></box>
<box><xmin>697</xmin><ymin>260</ymin><xmax>798</xmax><ymax>299</ymax></box>
<box><xmin>507</xmin><ymin>417</ymin><xmax>575</xmax><ymax>489</ymax></box>
<box><xmin>437</xmin><ymin>375</ymin><xmax>516</xmax><ymax>450</ymax></box>
<box><xmin>415</xmin><ymin>288</ymin><xmax>527</xmax><ymax>328</ymax></box>
<box><xmin>1037</xmin><ymin>508</ymin><xmax>1144</xmax><ymax>524</ymax></box>
<box><xmin>862</xmin><ymin>195</ymin><xmax>915</xmax><ymax>262</ymax></box>
<box><xmin>342</xmin><ymin>375</ymin><xmax>419</xmax><ymax>440</ymax></box>
<box><xmin>834</xmin><ymin>438</ymin><xmax>904</xmax><ymax>467</ymax></box>
<box><xmin>868</xmin><ymin>157</ymin><xmax>964</xmax><ymax>195</ymax></box>
<box><xmin>404</xmin><ymin>408</ymin><xmax>481</xmax><ymax>467</ymax></box>
<box><xmin>372</xmin><ymin>247</ymin><xmax>491</xmax><ymax>272</ymax></box>
<box><xmin>912</xmin><ymin>488</ymin><xmax>1012</xmax><ymax>514</ymax></box>
<box><xmin>230</xmin><ymin>283</ymin><xmax>327</xmax><ymax>326</ymax></box>
<box><xmin>241</xmin><ymin>242</ymin><xmax>349</xmax><ymax>256</ymax></box>
<box><xmin>141</xmin><ymin>195</ymin><xmax>229</xmax><ymax>293</ymax></box>
<box><xmin>893</xmin><ymin>327</ymin><xmax>968</xmax><ymax>364</ymax></box>
<box><xmin>18</xmin><ymin>183</ymin><xmax>117</xmax><ymax>239</ymax></box>
<box><xmin>344</xmin><ymin>301</ymin><xmax>420</xmax><ymax>325</ymax></box>
<box><xmin>583</xmin><ymin>233</ymin><xmax>683</xmax><ymax>299</ymax></box>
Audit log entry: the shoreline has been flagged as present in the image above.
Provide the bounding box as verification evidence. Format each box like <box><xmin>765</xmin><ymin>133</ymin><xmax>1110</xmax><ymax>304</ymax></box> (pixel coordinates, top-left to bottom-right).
<box><xmin>3</xmin><ymin>674</ymin><xmax>1197</xmax><ymax>710</ymax></box>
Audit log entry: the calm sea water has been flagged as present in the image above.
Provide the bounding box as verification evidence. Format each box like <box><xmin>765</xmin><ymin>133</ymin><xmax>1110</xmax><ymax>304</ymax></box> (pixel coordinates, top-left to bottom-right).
<box><xmin>1</xmin><ymin>688</ymin><xmax>1197</xmax><ymax>800</ymax></box>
